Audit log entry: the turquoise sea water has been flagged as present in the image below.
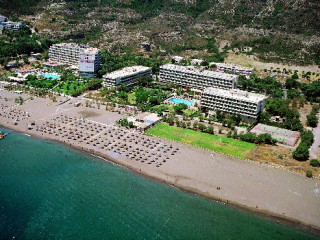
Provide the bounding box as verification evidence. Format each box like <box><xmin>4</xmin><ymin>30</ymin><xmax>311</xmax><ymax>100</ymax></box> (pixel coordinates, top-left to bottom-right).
<box><xmin>0</xmin><ymin>129</ymin><xmax>318</xmax><ymax>240</ymax></box>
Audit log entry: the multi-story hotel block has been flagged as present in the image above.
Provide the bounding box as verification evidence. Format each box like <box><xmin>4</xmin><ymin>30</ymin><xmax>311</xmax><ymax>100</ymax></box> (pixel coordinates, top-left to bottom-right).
<box><xmin>159</xmin><ymin>64</ymin><xmax>238</xmax><ymax>90</ymax></box>
<box><xmin>49</xmin><ymin>43</ymin><xmax>88</xmax><ymax>66</ymax></box>
<box><xmin>78</xmin><ymin>48</ymin><xmax>101</xmax><ymax>78</ymax></box>
<box><xmin>103</xmin><ymin>66</ymin><xmax>152</xmax><ymax>87</ymax></box>
<box><xmin>215</xmin><ymin>63</ymin><xmax>254</xmax><ymax>76</ymax></box>
<box><xmin>201</xmin><ymin>87</ymin><xmax>267</xmax><ymax>119</ymax></box>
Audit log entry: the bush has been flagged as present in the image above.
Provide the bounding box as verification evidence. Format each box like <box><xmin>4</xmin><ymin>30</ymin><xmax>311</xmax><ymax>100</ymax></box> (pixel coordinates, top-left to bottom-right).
<box><xmin>292</xmin><ymin>142</ymin><xmax>310</xmax><ymax>161</ymax></box>
<box><xmin>306</xmin><ymin>170</ymin><xmax>313</xmax><ymax>178</ymax></box>
<box><xmin>300</xmin><ymin>130</ymin><xmax>314</xmax><ymax>146</ymax></box>
<box><xmin>306</xmin><ymin>104</ymin><xmax>319</xmax><ymax>127</ymax></box>
<box><xmin>310</xmin><ymin>159</ymin><xmax>320</xmax><ymax>167</ymax></box>
<box><xmin>256</xmin><ymin>133</ymin><xmax>277</xmax><ymax>145</ymax></box>
<box><xmin>118</xmin><ymin>118</ymin><xmax>134</xmax><ymax>128</ymax></box>
<box><xmin>173</xmin><ymin>103</ymin><xmax>188</xmax><ymax>115</ymax></box>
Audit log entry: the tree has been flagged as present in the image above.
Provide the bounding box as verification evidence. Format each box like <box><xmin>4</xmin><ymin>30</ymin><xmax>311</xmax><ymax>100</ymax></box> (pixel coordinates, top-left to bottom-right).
<box><xmin>285</xmin><ymin>76</ymin><xmax>300</xmax><ymax>89</ymax></box>
<box><xmin>137</xmin><ymin>76</ymin><xmax>153</xmax><ymax>87</ymax></box>
<box><xmin>306</xmin><ymin>170</ymin><xmax>313</xmax><ymax>178</ymax></box>
<box><xmin>292</xmin><ymin>142</ymin><xmax>310</xmax><ymax>161</ymax></box>
<box><xmin>26</xmin><ymin>74</ymin><xmax>37</xmax><ymax>81</ymax></box>
<box><xmin>216</xmin><ymin>110</ymin><xmax>225</xmax><ymax>121</ymax></box>
<box><xmin>307</xmin><ymin>113</ymin><xmax>318</xmax><ymax>127</ymax></box>
<box><xmin>176</xmin><ymin>87</ymin><xmax>184</xmax><ymax>96</ymax></box>
<box><xmin>173</xmin><ymin>103</ymin><xmax>187</xmax><ymax>115</ymax></box>
<box><xmin>239</xmin><ymin>133</ymin><xmax>256</xmax><ymax>143</ymax></box>
<box><xmin>301</xmin><ymin>80</ymin><xmax>320</xmax><ymax>102</ymax></box>
<box><xmin>135</xmin><ymin>88</ymin><xmax>149</xmax><ymax>103</ymax></box>
<box><xmin>87</xmin><ymin>78</ymin><xmax>102</xmax><ymax>90</ymax></box>
<box><xmin>227</xmin><ymin>131</ymin><xmax>232</xmax><ymax>138</ymax></box>
<box><xmin>300</xmin><ymin>130</ymin><xmax>314</xmax><ymax>147</ymax></box>
<box><xmin>118</xmin><ymin>91</ymin><xmax>128</xmax><ymax>101</ymax></box>
<box><xmin>149</xmin><ymin>96</ymin><xmax>161</xmax><ymax>106</ymax></box>
<box><xmin>231</xmin><ymin>114</ymin><xmax>242</xmax><ymax>126</ymax></box>
<box><xmin>167</xmin><ymin>117</ymin><xmax>174</xmax><ymax>126</ymax></box>
<box><xmin>206</xmin><ymin>126</ymin><xmax>214</xmax><ymax>134</ymax></box>
<box><xmin>256</xmin><ymin>133</ymin><xmax>276</xmax><ymax>145</ymax></box>
<box><xmin>310</xmin><ymin>159</ymin><xmax>320</xmax><ymax>167</ymax></box>
<box><xmin>198</xmin><ymin>123</ymin><xmax>206</xmax><ymax>132</ymax></box>
<box><xmin>306</xmin><ymin>105</ymin><xmax>319</xmax><ymax>127</ymax></box>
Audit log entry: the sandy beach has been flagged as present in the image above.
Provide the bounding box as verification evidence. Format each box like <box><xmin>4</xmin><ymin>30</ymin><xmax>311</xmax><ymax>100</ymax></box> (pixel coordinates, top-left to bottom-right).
<box><xmin>0</xmin><ymin>88</ymin><xmax>320</xmax><ymax>233</ymax></box>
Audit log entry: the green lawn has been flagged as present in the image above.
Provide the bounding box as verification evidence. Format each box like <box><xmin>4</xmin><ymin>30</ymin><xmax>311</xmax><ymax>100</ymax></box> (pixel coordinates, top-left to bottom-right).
<box><xmin>146</xmin><ymin>124</ymin><xmax>256</xmax><ymax>159</ymax></box>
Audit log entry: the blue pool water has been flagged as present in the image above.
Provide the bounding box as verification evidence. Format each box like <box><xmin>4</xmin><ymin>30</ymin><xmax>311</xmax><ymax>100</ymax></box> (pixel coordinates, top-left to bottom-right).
<box><xmin>41</xmin><ymin>73</ymin><xmax>60</xmax><ymax>80</ymax></box>
<box><xmin>168</xmin><ymin>97</ymin><xmax>195</xmax><ymax>106</ymax></box>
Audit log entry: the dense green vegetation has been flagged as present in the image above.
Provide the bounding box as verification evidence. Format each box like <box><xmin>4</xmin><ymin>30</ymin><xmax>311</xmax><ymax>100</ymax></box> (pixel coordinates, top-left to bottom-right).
<box><xmin>25</xmin><ymin>79</ymin><xmax>57</xmax><ymax>89</ymax></box>
<box><xmin>2</xmin><ymin>0</ymin><xmax>319</xmax><ymax>65</ymax></box>
<box><xmin>301</xmin><ymin>81</ymin><xmax>320</xmax><ymax>102</ymax></box>
<box><xmin>239</xmin><ymin>74</ymin><xmax>320</xmax><ymax>132</ymax></box>
<box><xmin>235</xmin><ymin>132</ymin><xmax>276</xmax><ymax>145</ymax></box>
<box><xmin>231</xmin><ymin>37</ymin><xmax>320</xmax><ymax>65</ymax></box>
<box><xmin>98</xmin><ymin>79</ymin><xmax>172</xmax><ymax>110</ymax></box>
<box><xmin>146</xmin><ymin>123</ymin><xmax>256</xmax><ymax>159</ymax></box>
<box><xmin>238</xmin><ymin>74</ymin><xmax>283</xmax><ymax>98</ymax></box>
<box><xmin>118</xmin><ymin>118</ymin><xmax>134</xmax><ymax>128</ymax></box>
<box><xmin>292</xmin><ymin>130</ymin><xmax>314</xmax><ymax>161</ymax></box>
<box><xmin>99</xmin><ymin>50</ymin><xmax>167</xmax><ymax>76</ymax></box>
<box><xmin>0</xmin><ymin>26</ymin><xmax>56</xmax><ymax>65</ymax></box>
<box><xmin>3</xmin><ymin>0</ymin><xmax>319</xmax><ymax>35</ymax></box>
<box><xmin>307</xmin><ymin>105</ymin><xmax>320</xmax><ymax>128</ymax></box>
<box><xmin>54</xmin><ymin>80</ymin><xmax>88</xmax><ymax>96</ymax></box>
<box><xmin>310</xmin><ymin>159</ymin><xmax>320</xmax><ymax>167</ymax></box>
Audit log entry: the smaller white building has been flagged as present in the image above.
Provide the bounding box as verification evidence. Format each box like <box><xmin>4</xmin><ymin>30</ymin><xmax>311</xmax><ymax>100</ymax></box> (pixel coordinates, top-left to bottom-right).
<box><xmin>0</xmin><ymin>15</ymin><xmax>8</xmax><ymax>23</ymax></box>
<box><xmin>3</xmin><ymin>21</ymin><xmax>25</xmax><ymax>30</ymax></box>
<box><xmin>78</xmin><ymin>48</ymin><xmax>101</xmax><ymax>78</ymax></box>
<box><xmin>0</xmin><ymin>24</ymin><xmax>3</xmax><ymax>35</ymax></box>
<box><xmin>172</xmin><ymin>56</ymin><xmax>184</xmax><ymax>63</ymax></box>
<box><xmin>128</xmin><ymin>112</ymin><xmax>161</xmax><ymax>130</ymax></box>
<box><xmin>103</xmin><ymin>66</ymin><xmax>152</xmax><ymax>87</ymax></box>
<box><xmin>216</xmin><ymin>63</ymin><xmax>254</xmax><ymax>76</ymax></box>
<box><xmin>191</xmin><ymin>59</ymin><xmax>204</xmax><ymax>66</ymax></box>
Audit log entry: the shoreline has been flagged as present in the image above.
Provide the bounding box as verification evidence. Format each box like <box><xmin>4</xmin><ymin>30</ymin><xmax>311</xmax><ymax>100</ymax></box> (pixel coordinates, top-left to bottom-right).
<box><xmin>2</xmin><ymin>124</ymin><xmax>320</xmax><ymax>236</ymax></box>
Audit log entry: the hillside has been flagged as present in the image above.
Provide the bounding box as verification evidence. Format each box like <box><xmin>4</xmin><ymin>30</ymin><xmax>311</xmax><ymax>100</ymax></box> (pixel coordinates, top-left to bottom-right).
<box><xmin>1</xmin><ymin>0</ymin><xmax>319</xmax><ymax>65</ymax></box>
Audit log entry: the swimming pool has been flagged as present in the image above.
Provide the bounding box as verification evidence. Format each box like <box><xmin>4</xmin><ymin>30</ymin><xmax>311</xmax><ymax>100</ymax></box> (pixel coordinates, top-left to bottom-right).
<box><xmin>41</xmin><ymin>73</ymin><xmax>60</xmax><ymax>80</ymax></box>
<box><xmin>168</xmin><ymin>97</ymin><xmax>195</xmax><ymax>106</ymax></box>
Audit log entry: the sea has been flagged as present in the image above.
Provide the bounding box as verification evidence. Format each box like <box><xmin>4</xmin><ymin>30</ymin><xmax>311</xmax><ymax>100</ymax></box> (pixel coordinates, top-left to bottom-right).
<box><xmin>0</xmin><ymin>129</ymin><xmax>318</xmax><ymax>240</ymax></box>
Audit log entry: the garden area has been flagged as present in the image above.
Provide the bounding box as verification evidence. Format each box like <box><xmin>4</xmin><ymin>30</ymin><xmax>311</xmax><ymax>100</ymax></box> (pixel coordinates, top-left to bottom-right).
<box><xmin>93</xmin><ymin>79</ymin><xmax>173</xmax><ymax>111</ymax></box>
<box><xmin>54</xmin><ymin>80</ymin><xmax>88</xmax><ymax>96</ymax></box>
<box><xmin>146</xmin><ymin>123</ymin><xmax>256</xmax><ymax>159</ymax></box>
<box><xmin>25</xmin><ymin>79</ymin><xmax>58</xmax><ymax>89</ymax></box>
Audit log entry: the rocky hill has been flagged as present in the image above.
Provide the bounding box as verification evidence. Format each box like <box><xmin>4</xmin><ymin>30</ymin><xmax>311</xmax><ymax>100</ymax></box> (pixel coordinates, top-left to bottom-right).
<box><xmin>1</xmin><ymin>0</ymin><xmax>319</xmax><ymax>65</ymax></box>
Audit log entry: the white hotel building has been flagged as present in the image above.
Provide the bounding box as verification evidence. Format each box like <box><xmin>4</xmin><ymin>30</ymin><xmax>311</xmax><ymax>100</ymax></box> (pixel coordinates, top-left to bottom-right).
<box><xmin>103</xmin><ymin>66</ymin><xmax>152</xmax><ymax>87</ymax></box>
<box><xmin>49</xmin><ymin>43</ymin><xmax>88</xmax><ymax>66</ymax></box>
<box><xmin>215</xmin><ymin>63</ymin><xmax>254</xmax><ymax>76</ymax></box>
<box><xmin>78</xmin><ymin>48</ymin><xmax>101</xmax><ymax>78</ymax></box>
<box><xmin>159</xmin><ymin>64</ymin><xmax>238</xmax><ymax>90</ymax></box>
<box><xmin>201</xmin><ymin>87</ymin><xmax>267</xmax><ymax>119</ymax></box>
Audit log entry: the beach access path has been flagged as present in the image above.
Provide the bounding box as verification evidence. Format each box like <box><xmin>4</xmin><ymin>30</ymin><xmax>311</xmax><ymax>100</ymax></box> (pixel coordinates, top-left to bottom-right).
<box><xmin>0</xmin><ymin>89</ymin><xmax>319</xmax><ymax>231</ymax></box>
